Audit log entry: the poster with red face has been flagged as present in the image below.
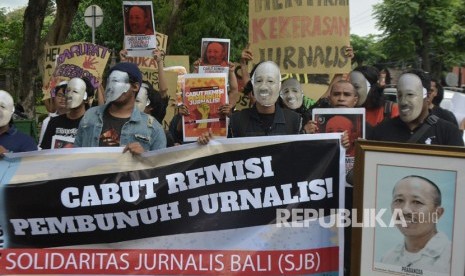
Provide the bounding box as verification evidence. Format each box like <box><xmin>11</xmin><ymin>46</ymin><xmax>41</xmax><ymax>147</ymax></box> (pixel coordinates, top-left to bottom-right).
<box><xmin>199</xmin><ymin>38</ymin><xmax>230</xmax><ymax>74</ymax></box>
<box><xmin>123</xmin><ymin>1</ymin><xmax>156</xmax><ymax>57</ymax></box>
<box><xmin>312</xmin><ymin>108</ymin><xmax>365</xmax><ymax>158</ymax></box>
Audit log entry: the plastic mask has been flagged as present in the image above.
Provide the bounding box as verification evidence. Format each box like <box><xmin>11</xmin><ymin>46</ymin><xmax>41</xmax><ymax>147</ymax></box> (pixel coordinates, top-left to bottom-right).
<box><xmin>105</xmin><ymin>70</ymin><xmax>131</xmax><ymax>103</ymax></box>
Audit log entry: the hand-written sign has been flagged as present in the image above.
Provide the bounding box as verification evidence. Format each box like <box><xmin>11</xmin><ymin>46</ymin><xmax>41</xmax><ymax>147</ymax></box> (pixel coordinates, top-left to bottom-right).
<box><xmin>249</xmin><ymin>0</ymin><xmax>350</xmax><ymax>74</ymax></box>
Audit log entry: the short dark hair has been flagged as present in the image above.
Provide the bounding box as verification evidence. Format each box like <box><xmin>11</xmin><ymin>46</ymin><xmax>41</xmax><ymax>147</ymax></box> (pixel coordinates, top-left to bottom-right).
<box><xmin>331</xmin><ymin>80</ymin><xmax>357</xmax><ymax>96</ymax></box>
<box><xmin>431</xmin><ymin>79</ymin><xmax>444</xmax><ymax>106</ymax></box>
<box><xmin>81</xmin><ymin>77</ymin><xmax>95</xmax><ymax>99</ymax></box>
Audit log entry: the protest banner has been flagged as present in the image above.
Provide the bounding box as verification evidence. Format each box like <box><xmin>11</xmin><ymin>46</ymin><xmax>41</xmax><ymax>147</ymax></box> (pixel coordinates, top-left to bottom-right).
<box><xmin>42</xmin><ymin>42</ymin><xmax>110</xmax><ymax>99</ymax></box>
<box><xmin>199</xmin><ymin>38</ymin><xmax>230</xmax><ymax>74</ymax></box>
<box><xmin>0</xmin><ymin>134</ymin><xmax>344</xmax><ymax>275</ymax></box>
<box><xmin>123</xmin><ymin>1</ymin><xmax>156</xmax><ymax>57</ymax></box>
<box><xmin>182</xmin><ymin>73</ymin><xmax>229</xmax><ymax>142</ymax></box>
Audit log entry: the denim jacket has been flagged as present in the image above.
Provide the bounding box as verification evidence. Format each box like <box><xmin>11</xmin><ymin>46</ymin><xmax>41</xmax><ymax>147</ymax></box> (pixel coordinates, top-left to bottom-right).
<box><xmin>74</xmin><ymin>103</ymin><xmax>166</xmax><ymax>151</ymax></box>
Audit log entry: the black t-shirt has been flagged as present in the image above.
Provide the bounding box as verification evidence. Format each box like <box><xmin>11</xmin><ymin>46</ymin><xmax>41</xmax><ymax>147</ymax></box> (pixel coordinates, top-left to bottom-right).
<box><xmin>40</xmin><ymin>114</ymin><xmax>83</xmax><ymax>149</ymax></box>
<box><xmin>257</xmin><ymin>113</ymin><xmax>275</xmax><ymax>132</ymax></box>
<box><xmin>370</xmin><ymin>117</ymin><xmax>464</xmax><ymax>146</ymax></box>
<box><xmin>431</xmin><ymin>105</ymin><xmax>458</xmax><ymax>127</ymax></box>
<box><xmin>99</xmin><ymin>110</ymin><xmax>130</xmax><ymax>147</ymax></box>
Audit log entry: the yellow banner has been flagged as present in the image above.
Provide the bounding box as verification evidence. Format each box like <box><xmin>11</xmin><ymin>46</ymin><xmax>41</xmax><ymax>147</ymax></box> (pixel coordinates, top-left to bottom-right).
<box><xmin>42</xmin><ymin>42</ymin><xmax>111</xmax><ymax>99</ymax></box>
<box><xmin>248</xmin><ymin>1</ymin><xmax>350</xmax><ymax>75</ymax></box>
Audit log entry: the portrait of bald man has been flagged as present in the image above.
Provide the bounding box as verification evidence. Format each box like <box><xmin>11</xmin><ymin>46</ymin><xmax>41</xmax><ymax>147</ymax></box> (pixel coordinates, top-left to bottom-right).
<box><xmin>376</xmin><ymin>174</ymin><xmax>453</xmax><ymax>274</ymax></box>
<box><xmin>124</xmin><ymin>4</ymin><xmax>154</xmax><ymax>35</ymax></box>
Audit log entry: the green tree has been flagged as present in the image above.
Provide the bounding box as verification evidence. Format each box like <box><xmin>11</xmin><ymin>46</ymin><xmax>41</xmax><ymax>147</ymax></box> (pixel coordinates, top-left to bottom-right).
<box><xmin>67</xmin><ymin>0</ymin><xmax>249</xmax><ymax>65</ymax></box>
<box><xmin>350</xmin><ymin>34</ymin><xmax>385</xmax><ymax>67</ymax></box>
<box><xmin>166</xmin><ymin>0</ymin><xmax>249</xmax><ymax>63</ymax></box>
<box><xmin>373</xmin><ymin>0</ymin><xmax>460</xmax><ymax>77</ymax></box>
<box><xmin>17</xmin><ymin>0</ymin><xmax>81</xmax><ymax>117</ymax></box>
<box><xmin>0</xmin><ymin>8</ymin><xmax>25</xmax><ymax>69</ymax></box>
<box><xmin>11</xmin><ymin>0</ymin><xmax>248</xmax><ymax>117</ymax></box>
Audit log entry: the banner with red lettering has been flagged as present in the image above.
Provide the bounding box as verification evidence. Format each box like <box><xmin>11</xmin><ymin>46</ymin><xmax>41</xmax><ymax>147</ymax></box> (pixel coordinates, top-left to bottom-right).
<box><xmin>0</xmin><ymin>134</ymin><xmax>344</xmax><ymax>275</ymax></box>
<box><xmin>249</xmin><ymin>1</ymin><xmax>351</xmax><ymax>74</ymax></box>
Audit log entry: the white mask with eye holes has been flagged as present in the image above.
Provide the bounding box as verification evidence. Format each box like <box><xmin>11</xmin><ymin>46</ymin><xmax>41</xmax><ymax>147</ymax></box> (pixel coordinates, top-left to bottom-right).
<box><xmin>252</xmin><ymin>61</ymin><xmax>281</xmax><ymax>107</ymax></box>
<box><xmin>280</xmin><ymin>78</ymin><xmax>303</xmax><ymax>110</ymax></box>
<box><xmin>66</xmin><ymin>78</ymin><xmax>87</xmax><ymax>109</ymax></box>
<box><xmin>135</xmin><ymin>83</ymin><xmax>151</xmax><ymax>112</ymax></box>
<box><xmin>0</xmin><ymin>90</ymin><xmax>14</xmax><ymax>127</ymax></box>
<box><xmin>105</xmin><ymin>70</ymin><xmax>131</xmax><ymax>103</ymax></box>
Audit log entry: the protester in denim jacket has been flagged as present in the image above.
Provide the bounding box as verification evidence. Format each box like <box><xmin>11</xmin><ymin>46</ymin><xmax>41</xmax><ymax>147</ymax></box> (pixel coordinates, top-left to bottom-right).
<box><xmin>74</xmin><ymin>62</ymin><xmax>166</xmax><ymax>154</ymax></box>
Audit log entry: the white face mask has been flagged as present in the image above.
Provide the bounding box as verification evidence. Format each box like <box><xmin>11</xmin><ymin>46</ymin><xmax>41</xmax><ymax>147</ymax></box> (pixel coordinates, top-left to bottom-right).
<box><xmin>0</xmin><ymin>90</ymin><xmax>15</xmax><ymax>127</ymax></box>
<box><xmin>105</xmin><ymin>70</ymin><xmax>131</xmax><ymax>103</ymax></box>
<box><xmin>135</xmin><ymin>84</ymin><xmax>150</xmax><ymax>112</ymax></box>
<box><xmin>280</xmin><ymin>79</ymin><xmax>303</xmax><ymax>109</ymax></box>
<box><xmin>349</xmin><ymin>71</ymin><xmax>368</xmax><ymax>106</ymax></box>
<box><xmin>66</xmin><ymin>78</ymin><xmax>87</xmax><ymax>109</ymax></box>
<box><xmin>397</xmin><ymin>74</ymin><xmax>425</xmax><ymax>123</ymax></box>
<box><xmin>252</xmin><ymin>62</ymin><xmax>281</xmax><ymax>107</ymax></box>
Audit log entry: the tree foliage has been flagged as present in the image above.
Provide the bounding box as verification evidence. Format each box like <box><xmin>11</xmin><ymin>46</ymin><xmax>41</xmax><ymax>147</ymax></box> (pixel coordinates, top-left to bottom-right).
<box><xmin>350</xmin><ymin>34</ymin><xmax>386</xmax><ymax>67</ymax></box>
<box><xmin>67</xmin><ymin>0</ymin><xmax>249</xmax><ymax>65</ymax></box>
<box><xmin>373</xmin><ymin>0</ymin><xmax>461</xmax><ymax>77</ymax></box>
<box><xmin>5</xmin><ymin>0</ymin><xmax>464</xmax><ymax>118</ymax></box>
<box><xmin>0</xmin><ymin>8</ymin><xmax>26</xmax><ymax>69</ymax></box>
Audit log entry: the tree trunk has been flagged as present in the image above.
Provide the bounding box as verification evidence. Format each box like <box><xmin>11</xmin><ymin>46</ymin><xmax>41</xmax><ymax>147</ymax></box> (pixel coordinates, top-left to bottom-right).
<box><xmin>37</xmin><ymin>0</ymin><xmax>81</xmax><ymax>78</ymax></box>
<box><xmin>20</xmin><ymin>0</ymin><xmax>80</xmax><ymax>119</ymax></box>
<box><xmin>165</xmin><ymin>0</ymin><xmax>184</xmax><ymax>55</ymax></box>
<box><xmin>19</xmin><ymin>0</ymin><xmax>49</xmax><ymax>119</ymax></box>
<box><xmin>420</xmin><ymin>28</ymin><xmax>431</xmax><ymax>73</ymax></box>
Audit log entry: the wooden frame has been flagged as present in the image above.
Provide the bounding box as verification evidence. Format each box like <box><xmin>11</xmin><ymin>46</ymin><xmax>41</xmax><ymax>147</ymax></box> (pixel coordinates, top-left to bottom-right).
<box><xmin>351</xmin><ymin>140</ymin><xmax>465</xmax><ymax>276</ymax></box>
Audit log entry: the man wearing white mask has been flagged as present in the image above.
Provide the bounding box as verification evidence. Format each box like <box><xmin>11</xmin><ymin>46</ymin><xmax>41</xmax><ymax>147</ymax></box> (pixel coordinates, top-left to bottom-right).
<box><xmin>40</xmin><ymin>78</ymin><xmax>89</xmax><ymax>149</ymax></box>
<box><xmin>198</xmin><ymin>61</ymin><xmax>301</xmax><ymax>143</ymax></box>
<box><xmin>74</xmin><ymin>62</ymin><xmax>166</xmax><ymax>154</ymax></box>
<box><xmin>0</xmin><ymin>90</ymin><xmax>37</xmax><ymax>154</ymax></box>
<box><xmin>371</xmin><ymin>69</ymin><xmax>463</xmax><ymax>146</ymax></box>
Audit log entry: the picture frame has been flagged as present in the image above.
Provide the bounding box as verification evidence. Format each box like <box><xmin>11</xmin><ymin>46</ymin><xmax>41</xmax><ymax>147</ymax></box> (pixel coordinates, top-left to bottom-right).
<box><xmin>351</xmin><ymin>140</ymin><xmax>465</xmax><ymax>276</ymax></box>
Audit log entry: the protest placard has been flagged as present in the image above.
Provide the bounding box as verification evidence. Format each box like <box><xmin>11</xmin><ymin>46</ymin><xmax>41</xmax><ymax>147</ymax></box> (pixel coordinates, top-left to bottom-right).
<box><xmin>199</xmin><ymin>38</ymin><xmax>230</xmax><ymax>74</ymax></box>
<box><xmin>123</xmin><ymin>1</ymin><xmax>156</xmax><ymax>57</ymax></box>
<box><xmin>42</xmin><ymin>42</ymin><xmax>110</xmax><ymax>99</ymax></box>
<box><xmin>182</xmin><ymin>73</ymin><xmax>229</xmax><ymax>142</ymax></box>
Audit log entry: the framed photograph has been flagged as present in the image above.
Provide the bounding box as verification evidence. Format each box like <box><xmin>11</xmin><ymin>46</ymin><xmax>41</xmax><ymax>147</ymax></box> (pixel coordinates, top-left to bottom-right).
<box><xmin>352</xmin><ymin>140</ymin><xmax>465</xmax><ymax>276</ymax></box>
